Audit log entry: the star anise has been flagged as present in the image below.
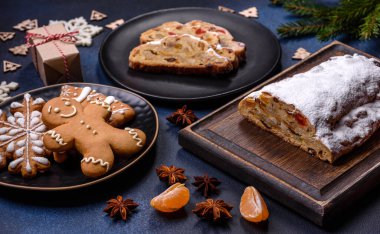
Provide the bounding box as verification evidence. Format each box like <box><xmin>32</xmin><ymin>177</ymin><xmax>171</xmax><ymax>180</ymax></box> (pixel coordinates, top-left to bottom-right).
<box><xmin>104</xmin><ymin>195</ymin><xmax>139</xmax><ymax>221</ymax></box>
<box><xmin>192</xmin><ymin>174</ymin><xmax>221</xmax><ymax>197</ymax></box>
<box><xmin>193</xmin><ymin>199</ymin><xmax>233</xmax><ymax>222</ymax></box>
<box><xmin>166</xmin><ymin>105</ymin><xmax>198</xmax><ymax>127</ymax></box>
<box><xmin>156</xmin><ymin>165</ymin><xmax>187</xmax><ymax>185</ymax></box>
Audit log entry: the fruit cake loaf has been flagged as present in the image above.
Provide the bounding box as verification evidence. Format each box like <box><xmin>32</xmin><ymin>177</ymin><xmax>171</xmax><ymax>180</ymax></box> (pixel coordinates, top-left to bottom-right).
<box><xmin>129</xmin><ymin>34</ymin><xmax>236</xmax><ymax>75</ymax></box>
<box><xmin>239</xmin><ymin>54</ymin><xmax>380</xmax><ymax>163</ymax></box>
<box><xmin>140</xmin><ymin>20</ymin><xmax>246</xmax><ymax>63</ymax></box>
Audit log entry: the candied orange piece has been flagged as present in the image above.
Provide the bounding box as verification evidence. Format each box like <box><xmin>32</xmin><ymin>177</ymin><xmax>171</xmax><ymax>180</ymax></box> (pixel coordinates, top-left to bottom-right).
<box><xmin>150</xmin><ymin>183</ymin><xmax>190</xmax><ymax>212</ymax></box>
<box><xmin>240</xmin><ymin>186</ymin><xmax>269</xmax><ymax>222</ymax></box>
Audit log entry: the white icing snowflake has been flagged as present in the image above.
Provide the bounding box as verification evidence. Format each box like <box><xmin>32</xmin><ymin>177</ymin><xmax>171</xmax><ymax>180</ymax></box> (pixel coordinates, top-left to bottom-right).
<box><xmin>60</xmin><ymin>85</ymin><xmax>73</xmax><ymax>97</ymax></box>
<box><xmin>0</xmin><ymin>93</ymin><xmax>49</xmax><ymax>177</ymax></box>
<box><xmin>49</xmin><ymin>16</ymin><xmax>103</xmax><ymax>46</ymax></box>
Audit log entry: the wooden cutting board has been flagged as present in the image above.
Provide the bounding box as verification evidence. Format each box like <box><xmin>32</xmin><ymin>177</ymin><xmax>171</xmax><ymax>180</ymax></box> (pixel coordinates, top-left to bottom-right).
<box><xmin>179</xmin><ymin>41</ymin><xmax>380</xmax><ymax>226</ymax></box>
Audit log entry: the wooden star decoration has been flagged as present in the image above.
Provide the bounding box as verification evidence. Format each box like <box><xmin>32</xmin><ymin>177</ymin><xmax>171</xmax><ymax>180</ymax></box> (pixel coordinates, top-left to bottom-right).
<box><xmin>239</xmin><ymin>7</ymin><xmax>259</xmax><ymax>18</ymax></box>
<box><xmin>13</xmin><ymin>19</ymin><xmax>38</xmax><ymax>31</ymax></box>
<box><xmin>0</xmin><ymin>32</ymin><xmax>15</xmax><ymax>42</ymax></box>
<box><xmin>9</xmin><ymin>44</ymin><xmax>28</xmax><ymax>56</ymax></box>
<box><xmin>106</xmin><ymin>19</ymin><xmax>124</xmax><ymax>30</ymax></box>
<box><xmin>3</xmin><ymin>60</ymin><xmax>21</xmax><ymax>73</ymax></box>
<box><xmin>292</xmin><ymin>47</ymin><xmax>311</xmax><ymax>60</ymax></box>
<box><xmin>90</xmin><ymin>10</ymin><xmax>107</xmax><ymax>21</ymax></box>
<box><xmin>218</xmin><ymin>6</ymin><xmax>235</xmax><ymax>13</ymax></box>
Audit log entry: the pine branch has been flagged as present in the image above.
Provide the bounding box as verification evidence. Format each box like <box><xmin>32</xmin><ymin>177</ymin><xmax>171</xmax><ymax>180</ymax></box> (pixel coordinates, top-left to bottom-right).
<box><xmin>316</xmin><ymin>25</ymin><xmax>342</xmax><ymax>41</ymax></box>
<box><xmin>273</xmin><ymin>0</ymin><xmax>380</xmax><ymax>41</ymax></box>
<box><xmin>359</xmin><ymin>4</ymin><xmax>380</xmax><ymax>39</ymax></box>
<box><xmin>270</xmin><ymin>0</ymin><xmax>284</xmax><ymax>5</ymax></box>
<box><xmin>328</xmin><ymin>0</ymin><xmax>377</xmax><ymax>27</ymax></box>
<box><xmin>283</xmin><ymin>0</ymin><xmax>327</xmax><ymax>17</ymax></box>
<box><xmin>278</xmin><ymin>19</ymin><xmax>325</xmax><ymax>38</ymax></box>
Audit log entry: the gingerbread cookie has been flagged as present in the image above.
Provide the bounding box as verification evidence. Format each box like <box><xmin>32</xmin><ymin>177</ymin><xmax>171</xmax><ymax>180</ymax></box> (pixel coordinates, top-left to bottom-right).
<box><xmin>0</xmin><ymin>93</ymin><xmax>50</xmax><ymax>178</ymax></box>
<box><xmin>60</xmin><ymin>85</ymin><xmax>135</xmax><ymax>127</ymax></box>
<box><xmin>42</xmin><ymin>96</ymin><xmax>146</xmax><ymax>178</ymax></box>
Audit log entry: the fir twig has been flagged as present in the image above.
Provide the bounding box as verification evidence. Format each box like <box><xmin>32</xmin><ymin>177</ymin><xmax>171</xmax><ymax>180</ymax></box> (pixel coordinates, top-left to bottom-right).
<box><xmin>270</xmin><ymin>0</ymin><xmax>284</xmax><ymax>5</ymax></box>
<box><xmin>278</xmin><ymin>19</ymin><xmax>325</xmax><ymax>38</ymax></box>
<box><xmin>273</xmin><ymin>0</ymin><xmax>380</xmax><ymax>41</ymax></box>
<box><xmin>283</xmin><ymin>0</ymin><xmax>327</xmax><ymax>17</ymax></box>
<box><xmin>359</xmin><ymin>4</ymin><xmax>380</xmax><ymax>39</ymax></box>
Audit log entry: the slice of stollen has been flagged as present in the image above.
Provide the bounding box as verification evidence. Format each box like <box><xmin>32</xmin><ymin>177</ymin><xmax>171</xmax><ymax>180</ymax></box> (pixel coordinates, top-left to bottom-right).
<box><xmin>139</xmin><ymin>20</ymin><xmax>246</xmax><ymax>63</ymax></box>
<box><xmin>129</xmin><ymin>34</ymin><xmax>235</xmax><ymax>75</ymax></box>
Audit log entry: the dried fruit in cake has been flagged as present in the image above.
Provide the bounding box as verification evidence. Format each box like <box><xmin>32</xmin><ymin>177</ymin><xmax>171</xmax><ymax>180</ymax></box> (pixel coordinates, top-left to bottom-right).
<box><xmin>42</xmin><ymin>95</ymin><xmax>146</xmax><ymax>178</ymax></box>
<box><xmin>0</xmin><ymin>93</ymin><xmax>50</xmax><ymax>178</ymax></box>
<box><xmin>129</xmin><ymin>34</ymin><xmax>236</xmax><ymax>75</ymax></box>
<box><xmin>140</xmin><ymin>20</ymin><xmax>246</xmax><ymax>63</ymax></box>
<box><xmin>240</xmin><ymin>186</ymin><xmax>269</xmax><ymax>223</ymax></box>
<box><xmin>239</xmin><ymin>54</ymin><xmax>380</xmax><ymax>163</ymax></box>
<box><xmin>150</xmin><ymin>183</ymin><xmax>190</xmax><ymax>212</ymax></box>
<box><xmin>141</xmin><ymin>20</ymin><xmax>232</xmax><ymax>42</ymax></box>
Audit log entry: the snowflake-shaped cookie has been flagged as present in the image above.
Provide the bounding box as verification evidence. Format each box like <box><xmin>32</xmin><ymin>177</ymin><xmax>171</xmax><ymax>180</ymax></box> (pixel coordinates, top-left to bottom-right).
<box><xmin>0</xmin><ymin>93</ymin><xmax>50</xmax><ymax>178</ymax></box>
<box><xmin>49</xmin><ymin>16</ymin><xmax>103</xmax><ymax>46</ymax></box>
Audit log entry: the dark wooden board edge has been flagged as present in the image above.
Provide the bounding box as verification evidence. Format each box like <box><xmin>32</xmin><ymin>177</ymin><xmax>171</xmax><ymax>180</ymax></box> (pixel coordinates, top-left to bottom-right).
<box><xmin>179</xmin><ymin>41</ymin><xmax>380</xmax><ymax>226</ymax></box>
<box><xmin>178</xmin><ymin>130</ymin><xmax>325</xmax><ymax>225</ymax></box>
<box><xmin>179</xmin><ymin>128</ymin><xmax>380</xmax><ymax>226</ymax></box>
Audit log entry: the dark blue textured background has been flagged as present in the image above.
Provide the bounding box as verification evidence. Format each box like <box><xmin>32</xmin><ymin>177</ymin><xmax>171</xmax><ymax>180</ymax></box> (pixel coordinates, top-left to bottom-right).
<box><xmin>1</xmin><ymin>0</ymin><xmax>380</xmax><ymax>233</ymax></box>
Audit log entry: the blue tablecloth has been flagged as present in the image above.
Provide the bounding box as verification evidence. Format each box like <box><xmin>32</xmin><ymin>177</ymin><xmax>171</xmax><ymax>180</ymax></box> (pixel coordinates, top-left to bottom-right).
<box><xmin>1</xmin><ymin>0</ymin><xmax>380</xmax><ymax>233</ymax></box>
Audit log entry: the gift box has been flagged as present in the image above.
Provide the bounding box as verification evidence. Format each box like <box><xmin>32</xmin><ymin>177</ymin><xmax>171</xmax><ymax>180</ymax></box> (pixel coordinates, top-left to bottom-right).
<box><xmin>27</xmin><ymin>24</ymin><xmax>83</xmax><ymax>85</ymax></box>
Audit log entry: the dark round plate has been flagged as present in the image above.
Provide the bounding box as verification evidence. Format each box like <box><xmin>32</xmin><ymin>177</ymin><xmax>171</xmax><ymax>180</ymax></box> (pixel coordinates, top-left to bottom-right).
<box><xmin>0</xmin><ymin>83</ymin><xmax>158</xmax><ymax>191</ymax></box>
<box><xmin>99</xmin><ymin>7</ymin><xmax>281</xmax><ymax>102</ymax></box>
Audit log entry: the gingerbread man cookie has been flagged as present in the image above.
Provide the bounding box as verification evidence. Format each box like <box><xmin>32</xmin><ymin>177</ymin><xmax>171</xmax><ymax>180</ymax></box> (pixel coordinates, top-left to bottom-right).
<box><xmin>0</xmin><ymin>93</ymin><xmax>50</xmax><ymax>178</ymax></box>
<box><xmin>41</xmin><ymin>96</ymin><xmax>146</xmax><ymax>178</ymax></box>
<box><xmin>60</xmin><ymin>85</ymin><xmax>135</xmax><ymax>127</ymax></box>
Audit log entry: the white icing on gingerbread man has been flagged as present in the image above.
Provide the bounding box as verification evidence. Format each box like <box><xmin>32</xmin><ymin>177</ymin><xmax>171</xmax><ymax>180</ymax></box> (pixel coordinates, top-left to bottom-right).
<box><xmin>59</xmin><ymin>85</ymin><xmax>135</xmax><ymax>127</ymax></box>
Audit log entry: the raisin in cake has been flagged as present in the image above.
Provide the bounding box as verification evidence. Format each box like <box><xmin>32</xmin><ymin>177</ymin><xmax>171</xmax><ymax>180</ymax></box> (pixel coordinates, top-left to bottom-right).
<box><xmin>140</xmin><ymin>20</ymin><xmax>246</xmax><ymax>63</ymax></box>
<box><xmin>129</xmin><ymin>34</ymin><xmax>236</xmax><ymax>75</ymax></box>
<box><xmin>239</xmin><ymin>54</ymin><xmax>380</xmax><ymax>163</ymax></box>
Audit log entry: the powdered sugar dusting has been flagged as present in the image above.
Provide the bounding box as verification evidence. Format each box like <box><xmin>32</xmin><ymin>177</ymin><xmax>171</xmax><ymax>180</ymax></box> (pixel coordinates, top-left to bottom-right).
<box><xmin>247</xmin><ymin>54</ymin><xmax>380</xmax><ymax>154</ymax></box>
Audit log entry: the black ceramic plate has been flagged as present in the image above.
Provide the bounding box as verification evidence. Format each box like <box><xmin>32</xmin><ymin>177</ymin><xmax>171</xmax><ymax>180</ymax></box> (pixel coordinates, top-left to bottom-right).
<box><xmin>100</xmin><ymin>7</ymin><xmax>281</xmax><ymax>102</ymax></box>
<box><xmin>0</xmin><ymin>83</ymin><xmax>158</xmax><ymax>191</ymax></box>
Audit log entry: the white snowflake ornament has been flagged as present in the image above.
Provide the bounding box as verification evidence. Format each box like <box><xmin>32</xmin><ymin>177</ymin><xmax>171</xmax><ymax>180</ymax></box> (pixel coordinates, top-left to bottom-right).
<box><xmin>49</xmin><ymin>17</ymin><xmax>103</xmax><ymax>46</ymax></box>
<box><xmin>0</xmin><ymin>81</ymin><xmax>19</xmax><ymax>104</ymax></box>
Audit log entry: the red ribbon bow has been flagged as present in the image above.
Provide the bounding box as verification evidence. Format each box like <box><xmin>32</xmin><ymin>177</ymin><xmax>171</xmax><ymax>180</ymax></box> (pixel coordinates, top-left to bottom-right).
<box><xmin>25</xmin><ymin>31</ymin><xmax>78</xmax><ymax>48</ymax></box>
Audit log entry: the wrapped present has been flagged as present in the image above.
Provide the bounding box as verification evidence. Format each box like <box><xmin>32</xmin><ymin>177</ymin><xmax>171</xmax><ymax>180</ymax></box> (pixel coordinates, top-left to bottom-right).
<box><xmin>26</xmin><ymin>24</ymin><xmax>83</xmax><ymax>85</ymax></box>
